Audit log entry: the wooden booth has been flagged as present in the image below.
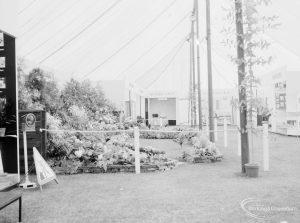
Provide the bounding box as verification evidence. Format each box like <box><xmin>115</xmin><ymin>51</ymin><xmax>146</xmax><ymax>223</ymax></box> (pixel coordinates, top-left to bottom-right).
<box><xmin>0</xmin><ymin>30</ymin><xmax>19</xmax><ymax>190</ymax></box>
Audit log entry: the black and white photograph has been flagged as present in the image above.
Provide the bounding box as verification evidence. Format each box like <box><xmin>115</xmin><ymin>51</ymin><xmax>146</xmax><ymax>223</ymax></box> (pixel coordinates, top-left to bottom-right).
<box><xmin>0</xmin><ymin>32</ymin><xmax>4</xmax><ymax>47</ymax></box>
<box><xmin>0</xmin><ymin>0</ymin><xmax>299</xmax><ymax>222</ymax></box>
<box><xmin>0</xmin><ymin>78</ymin><xmax>6</xmax><ymax>89</ymax></box>
<box><xmin>0</xmin><ymin>57</ymin><xmax>5</xmax><ymax>68</ymax></box>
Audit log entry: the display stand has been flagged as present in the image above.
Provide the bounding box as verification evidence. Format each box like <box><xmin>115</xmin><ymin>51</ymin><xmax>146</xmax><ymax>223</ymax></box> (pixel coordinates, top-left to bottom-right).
<box><xmin>19</xmin><ymin>131</ymin><xmax>36</xmax><ymax>189</ymax></box>
<box><xmin>19</xmin><ymin>114</ymin><xmax>37</xmax><ymax>189</ymax></box>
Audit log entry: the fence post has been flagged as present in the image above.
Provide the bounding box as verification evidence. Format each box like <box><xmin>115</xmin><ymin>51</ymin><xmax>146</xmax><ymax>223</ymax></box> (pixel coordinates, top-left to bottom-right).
<box><xmin>263</xmin><ymin>122</ymin><xmax>269</xmax><ymax>171</ymax></box>
<box><xmin>224</xmin><ymin>117</ymin><xmax>228</xmax><ymax>148</ymax></box>
<box><xmin>214</xmin><ymin>117</ymin><xmax>218</xmax><ymax>141</ymax></box>
<box><xmin>134</xmin><ymin>127</ymin><xmax>140</xmax><ymax>174</ymax></box>
<box><xmin>0</xmin><ymin>146</ymin><xmax>3</xmax><ymax>174</ymax></box>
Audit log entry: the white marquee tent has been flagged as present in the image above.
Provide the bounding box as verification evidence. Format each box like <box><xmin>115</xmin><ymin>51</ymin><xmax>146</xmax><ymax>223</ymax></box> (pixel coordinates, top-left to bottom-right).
<box><xmin>14</xmin><ymin>0</ymin><xmax>300</xmax><ymax>95</ymax></box>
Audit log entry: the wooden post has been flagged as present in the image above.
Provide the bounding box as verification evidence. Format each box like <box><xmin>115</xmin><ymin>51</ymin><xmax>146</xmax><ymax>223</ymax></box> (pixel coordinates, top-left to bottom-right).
<box><xmin>189</xmin><ymin>32</ymin><xmax>194</xmax><ymax>127</ymax></box>
<box><xmin>134</xmin><ymin>127</ymin><xmax>140</xmax><ymax>174</ymax></box>
<box><xmin>263</xmin><ymin>122</ymin><xmax>269</xmax><ymax>171</ymax></box>
<box><xmin>191</xmin><ymin>7</ymin><xmax>197</xmax><ymax>127</ymax></box>
<box><xmin>23</xmin><ymin>131</ymin><xmax>29</xmax><ymax>181</ymax></box>
<box><xmin>129</xmin><ymin>90</ymin><xmax>132</xmax><ymax>120</ymax></box>
<box><xmin>195</xmin><ymin>0</ymin><xmax>202</xmax><ymax>130</ymax></box>
<box><xmin>214</xmin><ymin>117</ymin><xmax>218</xmax><ymax>141</ymax></box>
<box><xmin>224</xmin><ymin>117</ymin><xmax>228</xmax><ymax>148</ymax></box>
<box><xmin>206</xmin><ymin>0</ymin><xmax>215</xmax><ymax>142</ymax></box>
<box><xmin>248</xmin><ymin>121</ymin><xmax>254</xmax><ymax>163</ymax></box>
<box><xmin>0</xmin><ymin>147</ymin><xmax>4</xmax><ymax>174</ymax></box>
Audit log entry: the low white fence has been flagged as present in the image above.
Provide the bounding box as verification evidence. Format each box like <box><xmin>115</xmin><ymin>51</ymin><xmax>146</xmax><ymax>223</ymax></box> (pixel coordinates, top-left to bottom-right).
<box><xmin>40</xmin><ymin>118</ymin><xmax>270</xmax><ymax>174</ymax></box>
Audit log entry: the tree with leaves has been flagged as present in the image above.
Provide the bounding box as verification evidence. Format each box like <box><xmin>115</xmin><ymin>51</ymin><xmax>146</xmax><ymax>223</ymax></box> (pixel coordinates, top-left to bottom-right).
<box><xmin>223</xmin><ymin>0</ymin><xmax>279</xmax><ymax>125</ymax></box>
<box><xmin>223</xmin><ymin>0</ymin><xmax>279</xmax><ymax>170</ymax></box>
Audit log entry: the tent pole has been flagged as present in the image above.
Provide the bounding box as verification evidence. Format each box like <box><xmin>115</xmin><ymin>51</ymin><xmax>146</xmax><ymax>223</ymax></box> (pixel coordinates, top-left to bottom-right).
<box><xmin>206</xmin><ymin>0</ymin><xmax>215</xmax><ymax>141</ymax></box>
<box><xmin>195</xmin><ymin>0</ymin><xmax>202</xmax><ymax>130</ymax></box>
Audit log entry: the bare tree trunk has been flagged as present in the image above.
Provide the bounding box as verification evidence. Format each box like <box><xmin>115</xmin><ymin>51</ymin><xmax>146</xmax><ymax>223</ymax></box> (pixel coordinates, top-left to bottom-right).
<box><xmin>235</xmin><ymin>0</ymin><xmax>249</xmax><ymax>173</ymax></box>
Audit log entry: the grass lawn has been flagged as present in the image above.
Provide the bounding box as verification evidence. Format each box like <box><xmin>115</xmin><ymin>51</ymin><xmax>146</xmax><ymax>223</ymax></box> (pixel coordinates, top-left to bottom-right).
<box><xmin>1</xmin><ymin>130</ymin><xmax>299</xmax><ymax>222</ymax></box>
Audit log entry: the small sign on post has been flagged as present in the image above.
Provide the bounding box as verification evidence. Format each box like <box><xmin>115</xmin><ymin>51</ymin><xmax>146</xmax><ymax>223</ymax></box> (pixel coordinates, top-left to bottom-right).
<box><xmin>20</xmin><ymin>113</ymin><xmax>37</xmax><ymax>189</ymax></box>
<box><xmin>22</xmin><ymin>113</ymin><xmax>36</xmax><ymax>132</ymax></box>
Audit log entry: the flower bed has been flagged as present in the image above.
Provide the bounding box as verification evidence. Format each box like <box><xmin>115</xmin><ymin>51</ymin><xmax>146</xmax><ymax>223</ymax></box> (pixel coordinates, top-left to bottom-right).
<box><xmin>181</xmin><ymin>134</ymin><xmax>223</xmax><ymax>163</ymax></box>
<box><xmin>49</xmin><ymin>133</ymin><xmax>177</xmax><ymax>174</ymax></box>
<box><xmin>139</xmin><ymin>126</ymin><xmax>198</xmax><ymax>139</ymax></box>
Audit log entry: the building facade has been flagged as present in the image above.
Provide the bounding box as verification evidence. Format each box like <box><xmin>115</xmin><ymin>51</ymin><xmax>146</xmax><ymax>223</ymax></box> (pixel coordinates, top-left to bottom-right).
<box><xmin>260</xmin><ymin>66</ymin><xmax>300</xmax><ymax>135</ymax></box>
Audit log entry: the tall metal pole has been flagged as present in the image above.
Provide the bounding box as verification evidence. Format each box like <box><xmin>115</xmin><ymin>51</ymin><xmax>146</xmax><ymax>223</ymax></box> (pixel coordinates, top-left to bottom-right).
<box><xmin>235</xmin><ymin>0</ymin><xmax>249</xmax><ymax>173</ymax></box>
<box><xmin>195</xmin><ymin>0</ymin><xmax>202</xmax><ymax>130</ymax></box>
<box><xmin>189</xmin><ymin>35</ymin><xmax>193</xmax><ymax>126</ymax></box>
<box><xmin>129</xmin><ymin>90</ymin><xmax>132</xmax><ymax>120</ymax></box>
<box><xmin>206</xmin><ymin>0</ymin><xmax>214</xmax><ymax>142</ymax></box>
<box><xmin>190</xmin><ymin>11</ymin><xmax>196</xmax><ymax>127</ymax></box>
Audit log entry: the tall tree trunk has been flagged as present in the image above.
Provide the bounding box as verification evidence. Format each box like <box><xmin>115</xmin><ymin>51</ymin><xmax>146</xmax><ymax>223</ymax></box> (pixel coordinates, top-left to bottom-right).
<box><xmin>235</xmin><ymin>0</ymin><xmax>249</xmax><ymax>173</ymax></box>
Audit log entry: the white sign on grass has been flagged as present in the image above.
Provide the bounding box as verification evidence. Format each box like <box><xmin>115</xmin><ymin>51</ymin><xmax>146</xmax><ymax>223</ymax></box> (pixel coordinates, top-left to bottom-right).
<box><xmin>33</xmin><ymin>147</ymin><xmax>58</xmax><ymax>191</ymax></box>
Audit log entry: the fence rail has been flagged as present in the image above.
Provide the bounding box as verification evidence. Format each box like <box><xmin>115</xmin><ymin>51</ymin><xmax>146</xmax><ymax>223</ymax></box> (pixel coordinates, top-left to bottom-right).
<box><xmin>39</xmin><ymin>118</ymin><xmax>270</xmax><ymax>174</ymax></box>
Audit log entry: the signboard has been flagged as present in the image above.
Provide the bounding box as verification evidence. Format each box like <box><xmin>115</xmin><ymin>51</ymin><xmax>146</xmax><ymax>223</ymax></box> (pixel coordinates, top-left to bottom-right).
<box><xmin>22</xmin><ymin>113</ymin><xmax>36</xmax><ymax>132</ymax></box>
<box><xmin>274</xmin><ymin>80</ymin><xmax>286</xmax><ymax>111</ymax></box>
<box><xmin>33</xmin><ymin>147</ymin><xmax>58</xmax><ymax>191</ymax></box>
<box><xmin>275</xmin><ymin>93</ymin><xmax>286</xmax><ymax>110</ymax></box>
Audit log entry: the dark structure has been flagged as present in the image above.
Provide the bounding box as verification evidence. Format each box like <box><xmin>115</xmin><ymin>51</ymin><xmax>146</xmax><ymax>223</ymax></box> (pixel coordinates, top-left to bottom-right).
<box><xmin>0</xmin><ymin>31</ymin><xmax>18</xmax><ymax>174</ymax></box>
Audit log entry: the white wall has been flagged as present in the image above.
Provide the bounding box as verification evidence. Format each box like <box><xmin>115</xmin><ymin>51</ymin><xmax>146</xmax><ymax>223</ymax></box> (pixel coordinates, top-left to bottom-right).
<box><xmin>286</xmin><ymin>71</ymin><xmax>300</xmax><ymax>112</ymax></box>
<box><xmin>149</xmin><ymin>98</ymin><xmax>176</xmax><ymax>121</ymax></box>
<box><xmin>176</xmin><ymin>98</ymin><xmax>189</xmax><ymax>125</ymax></box>
<box><xmin>98</xmin><ymin>80</ymin><xmax>146</xmax><ymax>120</ymax></box>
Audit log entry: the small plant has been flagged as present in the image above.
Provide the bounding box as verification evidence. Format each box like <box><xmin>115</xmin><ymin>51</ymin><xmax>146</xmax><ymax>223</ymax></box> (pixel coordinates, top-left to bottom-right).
<box><xmin>181</xmin><ymin>134</ymin><xmax>223</xmax><ymax>163</ymax></box>
<box><xmin>173</xmin><ymin>132</ymin><xmax>189</xmax><ymax>149</ymax></box>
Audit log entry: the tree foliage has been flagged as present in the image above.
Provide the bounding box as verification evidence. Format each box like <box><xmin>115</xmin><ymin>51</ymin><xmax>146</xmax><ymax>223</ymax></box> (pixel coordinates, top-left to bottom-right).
<box><xmin>61</xmin><ymin>79</ymin><xmax>111</xmax><ymax>115</ymax></box>
<box><xmin>222</xmin><ymin>0</ymin><xmax>279</xmax><ymax>122</ymax></box>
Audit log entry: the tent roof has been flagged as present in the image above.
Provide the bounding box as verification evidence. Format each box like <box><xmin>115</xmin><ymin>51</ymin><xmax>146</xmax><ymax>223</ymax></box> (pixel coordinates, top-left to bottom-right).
<box><xmin>17</xmin><ymin>0</ymin><xmax>300</xmax><ymax>93</ymax></box>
